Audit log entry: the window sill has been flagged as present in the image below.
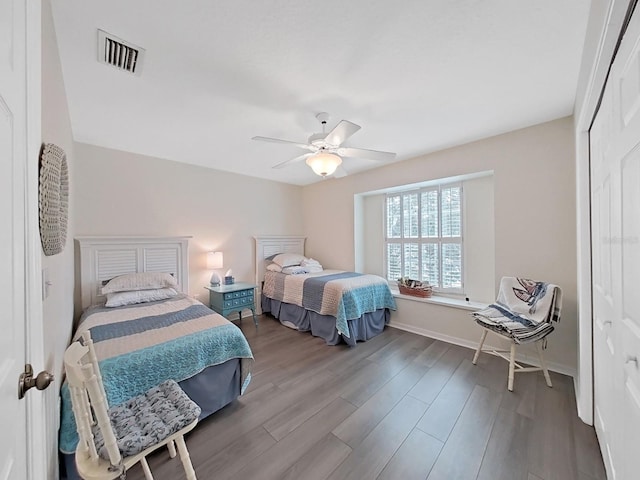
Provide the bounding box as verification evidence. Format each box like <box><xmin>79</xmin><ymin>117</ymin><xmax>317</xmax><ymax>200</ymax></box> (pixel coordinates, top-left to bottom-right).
<box><xmin>391</xmin><ymin>290</ymin><xmax>488</xmax><ymax>311</ymax></box>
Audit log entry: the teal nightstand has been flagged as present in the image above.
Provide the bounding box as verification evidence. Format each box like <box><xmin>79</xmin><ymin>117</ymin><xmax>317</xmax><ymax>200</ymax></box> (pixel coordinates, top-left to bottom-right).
<box><xmin>205</xmin><ymin>282</ymin><xmax>258</xmax><ymax>327</ymax></box>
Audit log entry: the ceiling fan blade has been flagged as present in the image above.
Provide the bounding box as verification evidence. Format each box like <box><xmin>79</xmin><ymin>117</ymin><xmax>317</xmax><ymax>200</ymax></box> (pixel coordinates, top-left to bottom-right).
<box><xmin>323</xmin><ymin>120</ymin><xmax>361</xmax><ymax>146</ymax></box>
<box><xmin>272</xmin><ymin>153</ymin><xmax>312</xmax><ymax>169</ymax></box>
<box><xmin>252</xmin><ymin>136</ymin><xmax>314</xmax><ymax>151</ymax></box>
<box><xmin>338</xmin><ymin>147</ymin><xmax>396</xmax><ymax>162</ymax></box>
<box><xmin>333</xmin><ymin>165</ymin><xmax>348</xmax><ymax>178</ymax></box>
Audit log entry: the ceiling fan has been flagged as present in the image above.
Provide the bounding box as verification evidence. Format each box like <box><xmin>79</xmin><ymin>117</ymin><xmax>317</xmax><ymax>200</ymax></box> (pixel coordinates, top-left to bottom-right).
<box><xmin>252</xmin><ymin>112</ymin><xmax>396</xmax><ymax>177</ymax></box>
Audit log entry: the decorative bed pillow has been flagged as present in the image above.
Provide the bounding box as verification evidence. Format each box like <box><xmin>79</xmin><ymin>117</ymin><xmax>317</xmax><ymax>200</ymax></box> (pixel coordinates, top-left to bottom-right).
<box><xmin>105</xmin><ymin>288</ymin><xmax>178</xmax><ymax>307</ymax></box>
<box><xmin>271</xmin><ymin>253</ymin><xmax>306</xmax><ymax>268</ymax></box>
<box><xmin>102</xmin><ymin>272</ymin><xmax>177</xmax><ymax>294</ymax></box>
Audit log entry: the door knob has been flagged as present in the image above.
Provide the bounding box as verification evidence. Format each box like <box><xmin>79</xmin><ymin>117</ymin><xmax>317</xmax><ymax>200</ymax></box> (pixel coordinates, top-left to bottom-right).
<box><xmin>625</xmin><ymin>355</ymin><xmax>638</xmax><ymax>367</ymax></box>
<box><xmin>18</xmin><ymin>364</ymin><xmax>54</xmax><ymax>399</ymax></box>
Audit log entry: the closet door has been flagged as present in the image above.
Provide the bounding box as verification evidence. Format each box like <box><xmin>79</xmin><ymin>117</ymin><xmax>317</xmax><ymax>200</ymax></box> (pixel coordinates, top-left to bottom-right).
<box><xmin>591</xmin><ymin>70</ymin><xmax>619</xmax><ymax>479</ymax></box>
<box><xmin>591</xmin><ymin>5</ymin><xmax>640</xmax><ymax>479</ymax></box>
<box><xmin>611</xmin><ymin>7</ymin><xmax>640</xmax><ymax>479</ymax></box>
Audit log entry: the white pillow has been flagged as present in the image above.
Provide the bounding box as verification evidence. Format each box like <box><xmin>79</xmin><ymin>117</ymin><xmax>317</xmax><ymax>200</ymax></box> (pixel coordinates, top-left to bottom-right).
<box><xmin>271</xmin><ymin>253</ymin><xmax>306</xmax><ymax>268</ymax></box>
<box><xmin>102</xmin><ymin>272</ymin><xmax>178</xmax><ymax>294</ymax></box>
<box><xmin>105</xmin><ymin>288</ymin><xmax>178</xmax><ymax>308</ymax></box>
<box><xmin>266</xmin><ymin>263</ymin><xmax>283</xmax><ymax>272</ymax></box>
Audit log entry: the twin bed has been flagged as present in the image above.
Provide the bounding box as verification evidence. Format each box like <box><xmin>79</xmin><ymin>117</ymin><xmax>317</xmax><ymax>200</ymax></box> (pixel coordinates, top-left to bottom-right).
<box><xmin>255</xmin><ymin>236</ymin><xmax>397</xmax><ymax>346</ymax></box>
<box><xmin>61</xmin><ymin>237</ymin><xmax>254</xmax><ymax>479</ymax></box>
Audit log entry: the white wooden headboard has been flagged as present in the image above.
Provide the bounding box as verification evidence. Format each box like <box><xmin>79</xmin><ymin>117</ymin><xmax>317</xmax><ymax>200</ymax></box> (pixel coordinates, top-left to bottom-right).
<box><xmin>77</xmin><ymin>236</ymin><xmax>191</xmax><ymax>310</ymax></box>
<box><xmin>254</xmin><ymin>236</ymin><xmax>305</xmax><ymax>313</ymax></box>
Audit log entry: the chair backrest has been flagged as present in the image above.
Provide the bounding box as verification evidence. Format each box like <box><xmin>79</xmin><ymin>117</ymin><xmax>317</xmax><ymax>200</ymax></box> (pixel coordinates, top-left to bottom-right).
<box><xmin>63</xmin><ymin>331</ymin><xmax>122</xmax><ymax>468</ymax></box>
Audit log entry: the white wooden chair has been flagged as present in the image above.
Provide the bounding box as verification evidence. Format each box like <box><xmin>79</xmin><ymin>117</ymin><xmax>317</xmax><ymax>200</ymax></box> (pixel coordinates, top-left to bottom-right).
<box><xmin>64</xmin><ymin>331</ymin><xmax>200</xmax><ymax>480</ymax></box>
<box><xmin>471</xmin><ymin>277</ymin><xmax>562</xmax><ymax>392</ymax></box>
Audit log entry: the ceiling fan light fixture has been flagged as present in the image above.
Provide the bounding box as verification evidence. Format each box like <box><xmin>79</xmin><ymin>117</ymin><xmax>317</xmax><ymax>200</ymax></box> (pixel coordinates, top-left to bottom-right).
<box><xmin>306</xmin><ymin>152</ymin><xmax>342</xmax><ymax>177</ymax></box>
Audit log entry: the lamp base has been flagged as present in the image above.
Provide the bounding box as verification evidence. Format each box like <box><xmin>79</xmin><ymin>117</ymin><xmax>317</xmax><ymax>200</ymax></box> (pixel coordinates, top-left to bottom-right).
<box><xmin>210</xmin><ymin>271</ymin><xmax>222</xmax><ymax>286</ymax></box>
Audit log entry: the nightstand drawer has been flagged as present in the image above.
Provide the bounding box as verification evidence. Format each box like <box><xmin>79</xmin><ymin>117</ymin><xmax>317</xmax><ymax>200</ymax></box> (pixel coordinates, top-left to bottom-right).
<box><xmin>229</xmin><ymin>296</ymin><xmax>252</xmax><ymax>306</ymax></box>
<box><xmin>224</xmin><ymin>290</ymin><xmax>253</xmax><ymax>300</ymax></box>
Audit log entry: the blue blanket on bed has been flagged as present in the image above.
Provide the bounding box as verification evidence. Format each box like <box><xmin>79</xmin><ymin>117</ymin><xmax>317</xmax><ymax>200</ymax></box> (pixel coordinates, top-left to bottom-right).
<box><xmin>302</xmin><ymin>272</ymin><xmax>362</xmax><ymax>312</ymax></box>
<box><xmin>303</xmin><ymin>272</ymin><xmax>396</xmax><ymax>337</ymax></box>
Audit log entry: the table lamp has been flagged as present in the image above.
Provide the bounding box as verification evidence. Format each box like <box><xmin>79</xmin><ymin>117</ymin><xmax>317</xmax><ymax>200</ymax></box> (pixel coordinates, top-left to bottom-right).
<box><xmin>207</xmin><ymin>251</ymin><xmax>223</xmax><ymax>286</ymax></box>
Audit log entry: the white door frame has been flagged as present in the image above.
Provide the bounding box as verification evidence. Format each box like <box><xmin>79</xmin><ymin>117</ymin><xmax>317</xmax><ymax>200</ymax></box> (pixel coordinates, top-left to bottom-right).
<box><xmin>24</xmin><ymin>1</ymin><xmax>48</xmax><ymax>479</ymax></box>
<box><xmin>574</xmin><ymin>0</ymin><xmax>635</xmax><ymax>424</ymax></box>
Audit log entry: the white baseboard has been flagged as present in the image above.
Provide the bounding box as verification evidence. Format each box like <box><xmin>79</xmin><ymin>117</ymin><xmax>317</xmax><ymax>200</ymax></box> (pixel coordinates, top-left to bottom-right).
<box><xmin>389</xmin><ymin>320</ymin><xmax>577</xmax><ymax>378</ymax></box>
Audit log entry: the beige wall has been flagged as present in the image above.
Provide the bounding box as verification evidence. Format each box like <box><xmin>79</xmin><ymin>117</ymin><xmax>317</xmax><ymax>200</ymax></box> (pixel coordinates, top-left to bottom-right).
<box><xmin>463</xmin><ymin>174</ymin><xmax>495</xmax><ymax>302</ymax></box>
<box><xmin>41</xmin><ymin>0</ymin><xmax>76</xmax><ymax>476</ymax></box>
<box><xmin>303</xmin><ymin>117</ymin><xmax>578</xmax><ymax>373</ymax></box>
<box><xmin>72</xmin><ymin>142</ymin><xmax>304</xmax><ymax>313</ymax></box>
<box><xmin>361</xmin><ymin>194</ymin><xmax>385</xmax><ymax>275</ymax></box>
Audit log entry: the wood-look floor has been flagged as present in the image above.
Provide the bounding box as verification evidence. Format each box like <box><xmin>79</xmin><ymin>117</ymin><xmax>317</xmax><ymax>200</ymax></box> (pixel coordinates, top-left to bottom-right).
<box><xmin>126</xmin><ymin>316</ymin><xmax>606</xmax><ymax>480</ymax></box>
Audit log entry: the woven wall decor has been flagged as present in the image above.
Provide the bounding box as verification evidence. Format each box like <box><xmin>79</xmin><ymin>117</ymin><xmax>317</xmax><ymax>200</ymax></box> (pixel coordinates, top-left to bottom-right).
<box><xmin>39</xmin><ymin>143</ymin><xmax>69</xmax><ymax>256</ymax></box>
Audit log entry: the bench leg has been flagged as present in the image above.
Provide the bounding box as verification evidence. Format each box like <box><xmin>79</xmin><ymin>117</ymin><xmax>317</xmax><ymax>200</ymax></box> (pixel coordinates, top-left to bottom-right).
<box><xmin>176</xmin><ymin>435</ymin><xmax>197</xmax><ymax>480</ymax></box>
<box><xmin>140</xmin><ymin>457</ymin><xmax>153</xmax><ymax>480</ymax></box>
<box><xmin>167</xmin><ymin>439</ymin><xmax>176</xmax><ymax>458</ymax></box>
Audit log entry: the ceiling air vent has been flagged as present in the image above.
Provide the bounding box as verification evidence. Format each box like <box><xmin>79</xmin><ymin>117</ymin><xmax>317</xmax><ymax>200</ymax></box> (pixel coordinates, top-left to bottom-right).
<box><xmin>97</xmin><ymin>29</ymin><xmax>145</xmax><ymax>75</ymax></box>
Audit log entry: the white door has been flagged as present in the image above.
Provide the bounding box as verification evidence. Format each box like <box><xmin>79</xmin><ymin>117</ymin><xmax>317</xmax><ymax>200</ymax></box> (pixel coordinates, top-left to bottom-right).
<box><xmin>590</xmin><ymin>81</ymin><xmax>618</xmax><ymax>477</ymax></box>
<box><xmin>0</xmin><ymin>0</ymin><xmax>32</xmax><ymax>478</ymax></box>
<box><xmin>611</xmin><ymin>7</ymin><xmax>640</xmax><ymax>478</ymax></box>
<box><xmin>591</xmin><ymin>5</ymin><xmax>640</xmax><ymax>479</ymax></box>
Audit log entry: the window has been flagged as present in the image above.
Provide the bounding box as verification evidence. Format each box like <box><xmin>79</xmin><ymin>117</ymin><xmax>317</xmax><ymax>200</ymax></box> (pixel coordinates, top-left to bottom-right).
<box><xmin>385</xmin><ymin>183</ymin><xmax>463</xmax><ymax>292</ymax></box>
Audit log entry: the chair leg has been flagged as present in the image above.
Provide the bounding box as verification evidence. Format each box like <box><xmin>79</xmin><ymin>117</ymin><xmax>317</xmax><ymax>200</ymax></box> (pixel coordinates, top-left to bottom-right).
<box><xmin>140</xmin><ymin>456</ymin><xmax>154</xmax><ymax>480</ymax></box>
<box><xmin>473</xmin><ymin>330</ymin><xmax>488</xmax><ymax>365</ymax></box>
<box><xmin>167</xmin><ymin>439</ymin><xmax>177</xmax><ymax>458</ymax></box>
<box><xmin>508</xmin><ymin>343</ymin><xmax>516</xmax><ymax>392</ymax></box>
<box><xmin>536</xmin><ymin>341</ymin><xmax>553</xmax><ymax>388</ymax></box>
<box><xmin>175</xmin><ymin>435</ymin><xmax>197</xmax><ymax>480</ymax></box>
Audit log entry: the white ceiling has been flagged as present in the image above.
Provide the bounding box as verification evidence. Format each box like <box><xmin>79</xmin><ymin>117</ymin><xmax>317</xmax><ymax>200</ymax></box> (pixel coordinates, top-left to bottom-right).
<box><xmin>51</xmin><ymin>0</ymin><xmax>590</xmax><ymax>186</ymax></box>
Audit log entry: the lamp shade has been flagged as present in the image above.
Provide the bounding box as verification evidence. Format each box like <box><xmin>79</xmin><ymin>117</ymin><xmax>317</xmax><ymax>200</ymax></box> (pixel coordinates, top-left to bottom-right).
<box><xmin>306</xmin><ymin>152</ymin><xmax>342</xmax><ymax>177</ymax></box>
<box><xmin>207</xmin><ymin>251</ymin><xmax>223</xmax><ymax>269</ymax></box>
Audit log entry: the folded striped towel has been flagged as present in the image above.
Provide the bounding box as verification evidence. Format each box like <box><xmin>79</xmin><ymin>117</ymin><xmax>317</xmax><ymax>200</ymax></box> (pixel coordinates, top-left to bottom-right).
<box><xmin>301</xmin><ymin>258</ymin><xmax>321</xmax><ymax>267</ymax></box>
<box><xmin>301</xmin><ymin>258</ymin><xmax>323</xmax><ymax>272</ymax></box>
<box><xmin>304</xmin><ymin>265</ymin><xmax>324</xmax><ymax>273</ymax></box>
<box><xmin>472</xmin><ymin>277</ymin><xmax>562</xmax><ymax>344</ymax></box>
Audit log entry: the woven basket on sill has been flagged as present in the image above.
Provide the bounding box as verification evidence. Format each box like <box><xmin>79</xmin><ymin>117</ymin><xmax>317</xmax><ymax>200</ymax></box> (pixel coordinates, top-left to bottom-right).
<box><xmin>398</xmin><ymin>284</ymin><xmax>432</xmax><ymax>298</ymax></box>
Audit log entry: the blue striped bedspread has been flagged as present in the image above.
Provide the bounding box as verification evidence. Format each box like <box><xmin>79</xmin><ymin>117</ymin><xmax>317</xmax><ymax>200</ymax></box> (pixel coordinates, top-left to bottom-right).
<box><xmin>263</xmin><ymin>270</ymin><xmax>397</xmax><ymax>337</ymax></box>
<box><xmin>59</xmin><ymin>295</ymin><xmax>253</xmax><ymax>454</ymax></box>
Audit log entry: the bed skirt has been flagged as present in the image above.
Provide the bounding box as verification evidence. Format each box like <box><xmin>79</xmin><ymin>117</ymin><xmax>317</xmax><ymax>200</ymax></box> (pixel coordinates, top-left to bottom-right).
<box><xmin>261</xmin><ymin>295</ymin><xmax>389</xmax><ymax>346</ymax></box>
<box><xmin>61</xmin><ymin>358</ymin><xmax>241</xmax><ymax>480</ymax></box>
